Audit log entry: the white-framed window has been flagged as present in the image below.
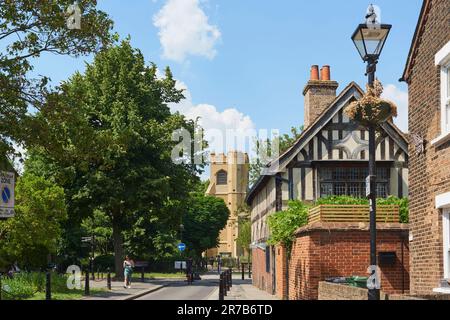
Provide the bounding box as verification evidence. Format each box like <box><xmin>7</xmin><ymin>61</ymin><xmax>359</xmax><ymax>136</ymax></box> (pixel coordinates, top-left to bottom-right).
<box><xmin>435</xmin><ymin>41</ymin><xmax>450</xmax><ymax>138</ymax></box>
<box><xmin>444</xmin><ymin>209</ymin><xmax>450</xmax><ymax>280</ymax></box>
<box><xmin>441</xmin><ymin>64</ymin><xmax>450</xmax><ymax>134</ymax></box>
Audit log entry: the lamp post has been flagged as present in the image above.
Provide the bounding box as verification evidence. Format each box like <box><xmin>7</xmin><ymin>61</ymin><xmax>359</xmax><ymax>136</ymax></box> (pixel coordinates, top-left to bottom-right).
<box><xmin>179</xmin><ymin>223</ymin><xmax>184</xmax><ymax>243</ymax></box>
<box><xmin>351</xmin><ymin>6</ymin><xmax>391</xmax><ymax>301</ymax></box>
<box><xmin>179</xmin><ymin>223</ymin><xmax>185</xmax><ymax>272</ymax></box>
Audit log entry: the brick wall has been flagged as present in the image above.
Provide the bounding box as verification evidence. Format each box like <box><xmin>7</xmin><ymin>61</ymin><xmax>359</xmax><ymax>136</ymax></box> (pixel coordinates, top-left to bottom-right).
<box><xmin>275</xmin><ymin>245</ymin><xmax>287</xmax><ymax>299</ymax></box>
<box><xmin>406</xmin><ymin>0</ymin><xmax>450</xmax><ymax>295</ymax></box>
<box><xmin>318</xmin><ymin>282</ymin><xmax>450</xmax><ymax>300</ymax></box>
<box><xmin>288</xmin><ymin>223</ymin><xmax>410</xmax><ymax>300</ymax></box>
<box><xmin>318</xmin><ymin>282</ymin><xmax>369</xmax><ymax>300</ymax></box>
<box><xmin>252</xmin><ymin>247</ymin><xmax>273</xmax><ymax>294</ymax></box>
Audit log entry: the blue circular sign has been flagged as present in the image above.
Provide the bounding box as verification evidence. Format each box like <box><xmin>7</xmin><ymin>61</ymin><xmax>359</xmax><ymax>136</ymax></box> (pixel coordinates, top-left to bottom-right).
<box><xmin>178</xmin><ymin>243</ymin><xmax>186</xmax><ymax>252</ymax></box>
<box><xmin>1</xmin><ymin>186</ymin><xmax>11</xmax><ymax>204</ymax></box>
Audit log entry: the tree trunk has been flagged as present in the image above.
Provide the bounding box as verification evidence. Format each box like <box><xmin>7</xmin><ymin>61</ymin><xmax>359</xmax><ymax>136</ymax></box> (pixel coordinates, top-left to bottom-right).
<box><xmin>112</xmin><ymin>216</ymin><xmax>124</xmax><ymax>281</ymax></box>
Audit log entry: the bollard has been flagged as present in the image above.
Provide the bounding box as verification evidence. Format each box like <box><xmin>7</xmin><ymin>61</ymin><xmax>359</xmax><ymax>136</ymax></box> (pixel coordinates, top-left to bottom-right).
<box><xmin>248</xmin><ymin>263</ymin><xmax>252</xmax><ymax>279</ymax></box>
<box><xmin>141</xmin><ymin>267</ymin><xmax>145</xmax><ymax>283</ymax></box>
<box><xmin>84</xmin><ymin>270</ymin><xmax>90</xmax><ymax>296</ymax></box>
<box><xmin>46</xmin><ymin>271</ymin><xmax>51</xmax><ymax>300</ymax></box>
<box><xmin>107</xmin><ymin>268</ymin><xmax>112</xmax><ymax>290</ymax></box>
<box><xmin>229</xmin><ymin>269</ymin><xmax>232</xmax><ymax>288</ymax></box>
<box><xmin>222</xmin><ymin>272</ymin><xmax>227</xmax><ymax>297</ymax></box>
<box><xmin>225</xmin><ymin>270</ymin><xmax>230</xmax><ymax>291</ymax></box>
<box><xmin>218</xmin><ymin>273</ymin><xmax>224</xmax><ymax>300</ymax></box>
<box><xmin>241</xmin><ymin>263</ymin><xmax>245</xmax><ymax>280</ymax></box>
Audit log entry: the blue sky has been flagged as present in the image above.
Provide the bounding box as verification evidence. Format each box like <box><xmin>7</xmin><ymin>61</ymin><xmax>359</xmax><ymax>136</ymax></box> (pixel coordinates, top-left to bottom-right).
<box><xmin>31</xmin><ymin>0</ymin><xmax>421</xmax><ymax>153</ymax></box>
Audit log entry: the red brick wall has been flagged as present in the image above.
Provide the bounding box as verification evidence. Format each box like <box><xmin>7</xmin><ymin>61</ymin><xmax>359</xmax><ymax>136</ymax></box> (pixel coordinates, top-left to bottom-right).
<box><xmin>275</xmin><ymin>245</ymin><xmax>287</xmax><ymax>299</ymax></box>
<box><xmin>406</xmin><ymin>0</ymin><xmax>450</xmax><ymax>295</ymax></box>
<box><xmin>252</xmin><ymin>247</ymin><xmax>273</xmax><ymax>294</ymax></box>
<box><xmin>288</xmin><ymin>226</ymin><xmax>410</xmax><ymax>300</ymax></box>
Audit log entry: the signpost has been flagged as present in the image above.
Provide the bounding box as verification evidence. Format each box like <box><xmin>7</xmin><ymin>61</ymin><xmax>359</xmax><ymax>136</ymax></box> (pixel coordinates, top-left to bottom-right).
<box><xmin>0</xmin><ymin>171</ymin><xmax>15</xmax><ymax>219</ymax></box>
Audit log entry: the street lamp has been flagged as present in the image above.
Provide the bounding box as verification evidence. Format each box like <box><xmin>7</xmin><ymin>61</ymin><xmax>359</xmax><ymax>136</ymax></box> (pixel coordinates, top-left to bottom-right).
<box><xmin>351</xmin><ymin>9</ymin><xmax>392</xmax><ymax>301</ymax></box>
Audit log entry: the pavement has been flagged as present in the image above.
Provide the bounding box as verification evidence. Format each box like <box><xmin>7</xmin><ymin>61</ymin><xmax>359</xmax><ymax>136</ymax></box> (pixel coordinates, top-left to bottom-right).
<box><xmin>206</xmin><ymin>274</ymin><xmax>280</xmax><ymax>301</ymax></box>
<box><xmin>82</xmin><ymin>278</ymin><xmax>180</xmax><ymax>300</ymax></box>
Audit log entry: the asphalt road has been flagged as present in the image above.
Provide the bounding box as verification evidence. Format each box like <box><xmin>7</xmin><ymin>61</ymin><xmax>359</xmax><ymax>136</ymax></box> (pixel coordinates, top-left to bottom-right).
<box><xmin>136</xmin><ymin>277</ymin><xmax>219</xmax><ymax>300</ymax></box>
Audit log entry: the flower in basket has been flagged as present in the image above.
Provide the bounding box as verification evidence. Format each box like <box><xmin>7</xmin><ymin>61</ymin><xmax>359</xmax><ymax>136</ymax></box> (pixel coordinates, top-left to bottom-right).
<box><xmin>344</xmin><ymin>80</ymin><xmax>398</xmax><ymax>127</ymax></box>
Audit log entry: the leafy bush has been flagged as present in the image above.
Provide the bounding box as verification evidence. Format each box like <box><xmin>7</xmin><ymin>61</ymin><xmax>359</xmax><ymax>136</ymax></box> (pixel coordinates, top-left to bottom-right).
<box><xmin>93</xmin><ymin>254</ymin><xmax>115</xmax><ymax>272</ymax></box>
<box><xmin>315</xmin><ymin>195</ymin><xmax>409</xmax><ymax>223</ymax></box>
<box><xmin>267</xmin><ymin>201</ymin><xmax>309</xmax><ymax>251</ymax></box>
<box><xmin>1</xmin><ymin>272</ymin><xmax>76</xmax><ymax>300</ymax></box>
<box><xmin>1</xmin><ymin>274</ymin><xmax>37</xmax><ymax>300</ymax></box>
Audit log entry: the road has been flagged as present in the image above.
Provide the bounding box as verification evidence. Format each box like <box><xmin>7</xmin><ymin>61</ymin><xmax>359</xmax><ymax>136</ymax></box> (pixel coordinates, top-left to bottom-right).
<box><xmin>136</xmin><ymin>275</ymin><xmax>220</xmax><ymax>300</ymax></box>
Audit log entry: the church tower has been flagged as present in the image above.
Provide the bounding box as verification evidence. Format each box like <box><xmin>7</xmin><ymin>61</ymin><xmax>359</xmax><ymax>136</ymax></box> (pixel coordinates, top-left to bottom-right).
<box><xmin>205</xmin><ymin>151</ymin><xmax>249</xmax><ymax>258</ymax></box>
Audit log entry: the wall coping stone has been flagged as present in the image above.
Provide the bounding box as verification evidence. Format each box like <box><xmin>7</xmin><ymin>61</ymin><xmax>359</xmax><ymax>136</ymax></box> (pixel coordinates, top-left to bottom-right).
<box><xmin>295</xmin><ymin>222</ymin><xmax>409</xmax><ymax>236</ymax></box>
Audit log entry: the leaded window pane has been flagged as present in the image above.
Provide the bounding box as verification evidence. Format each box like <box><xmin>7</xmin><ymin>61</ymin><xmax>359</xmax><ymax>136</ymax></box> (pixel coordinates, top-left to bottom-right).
<box><xmin>319</xmin><ymin>166</ymin><xmax>389</xmax><ymax>198</ymax></box>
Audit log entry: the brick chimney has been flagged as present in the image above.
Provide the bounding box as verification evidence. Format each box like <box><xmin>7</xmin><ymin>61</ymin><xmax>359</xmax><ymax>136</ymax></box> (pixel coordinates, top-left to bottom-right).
<box><xmin>303</xmin><ymin>65</ymin><xmax>339</xmax><ymax>128</ymax></box>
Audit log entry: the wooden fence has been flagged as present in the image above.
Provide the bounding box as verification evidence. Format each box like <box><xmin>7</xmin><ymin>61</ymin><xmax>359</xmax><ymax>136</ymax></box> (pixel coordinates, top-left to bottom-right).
<box><xmin>308</xmin><ymin>204</ymin><xmax>399</xmax><ymax>224</ymax></box>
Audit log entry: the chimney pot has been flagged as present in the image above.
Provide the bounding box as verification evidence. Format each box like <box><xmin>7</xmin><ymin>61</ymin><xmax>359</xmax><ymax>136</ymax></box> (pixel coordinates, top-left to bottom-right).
<box><xmin>310</xmin><ymin>65</ymin><xmax>319</xmax><ymax>81</ymax></box>
<box><xmin>321</xmin><ymin>65</ymin><xmax>331</xmax><ymax>81</ymax></box>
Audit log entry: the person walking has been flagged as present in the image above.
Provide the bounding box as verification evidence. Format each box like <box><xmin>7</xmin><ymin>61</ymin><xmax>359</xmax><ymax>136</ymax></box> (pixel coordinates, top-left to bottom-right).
<box><xmin>123</xmin><ymin>255</ymin><xmax>135</xmax><ymax>289</ymax></box>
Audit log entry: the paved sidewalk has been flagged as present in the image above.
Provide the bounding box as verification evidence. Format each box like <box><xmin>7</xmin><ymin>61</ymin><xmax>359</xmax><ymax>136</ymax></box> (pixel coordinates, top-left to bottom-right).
<box><xmin>207</xmin><ymin>275</ymin><xmax>279</xmax><ymax>301</ymax></box>
<box><xmin>82</xmin><ymin>279</ymin><xmax>167</xmax><ymax>300</ymax></box>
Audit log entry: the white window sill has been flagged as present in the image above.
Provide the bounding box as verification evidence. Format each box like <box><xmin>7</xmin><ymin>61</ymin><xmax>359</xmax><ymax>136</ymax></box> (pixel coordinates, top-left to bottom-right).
<box><xmin>431</xmin><ymin>131</ymin><xmax>450</xmax><ymax>147</ymax></box>
<box><xmin>433</xmin><ymin>287</ymin><xmax>450</xmax><ymax>294</ymax></box>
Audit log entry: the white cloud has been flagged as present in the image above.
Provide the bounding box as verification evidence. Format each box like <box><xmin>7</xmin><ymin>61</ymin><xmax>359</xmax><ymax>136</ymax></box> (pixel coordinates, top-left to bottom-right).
<box><xmin>169</xmin><ymin>80</ymin><xmax>256</xmax><ymax>154</ymax></box>
<box><xmin>382</xmin><ymin>84</ymin><xmax>409</xmax><ymax>132</ymax></box>
<box><xmin>153</xmin><ymin>0</ymin><xmax>221</xmax><ymax>63</ymax></box>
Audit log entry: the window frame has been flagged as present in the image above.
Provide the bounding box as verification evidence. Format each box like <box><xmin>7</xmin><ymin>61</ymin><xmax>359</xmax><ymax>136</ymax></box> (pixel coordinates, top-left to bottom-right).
<box><xmin>318</xmin><ymin>164</ymin><xmax>390</xmax><ymax>199</ymax></box>
<box><xmin>216</xmin><ymin>170</ymin><xmax>228</xmax><ymax>185</ymax></box>
<box><xmin>444</xmin><ymin>208</ymin><xmax>450</xmax><ymax>280</ymax></box>
<box><xmin>432</xmin><ymin>41</ymin><xmax>450</xmax><ymax>146</ymax></box>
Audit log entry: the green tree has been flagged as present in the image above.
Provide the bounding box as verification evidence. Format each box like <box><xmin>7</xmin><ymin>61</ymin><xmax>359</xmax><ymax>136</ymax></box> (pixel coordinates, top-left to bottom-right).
<box><xmin>236</xmin><ymin>219</ymin><xmax>251</xmax><ymax>257</ymax></box>
<box><xmin>32</xmin><ymin>40</ymin><xmax>203</xmax><ymax>277</ymax></box>
<box><xmin>0</xmin><ymin>0</ymin><xmax>113</xmax><ymax>163</ymax></box>
<box><xmin>267</xmin><ymin>201</ymin><xmax>309</xmax><ymax>252</ymax></box>
<box><xmin>0</xmin><ymin>173</ymin><xmax>67</xmax><ymax>269</ymax></box>
<box><xmin>182</xmin><ymin>193</ymin><xmax>229</xmax><ymax>258</ymax></box>
<box><xmin>249</xmin><ymin>125</ymin><xmax>303</xmax><ymax>186</ymax></box>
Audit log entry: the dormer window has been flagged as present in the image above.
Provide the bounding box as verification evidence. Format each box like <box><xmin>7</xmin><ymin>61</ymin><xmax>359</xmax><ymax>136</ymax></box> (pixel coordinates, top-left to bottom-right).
<box><xmin>217</xmin><ymin>170</ymin><xmax>227</xmax><ymax>185</ymax></box>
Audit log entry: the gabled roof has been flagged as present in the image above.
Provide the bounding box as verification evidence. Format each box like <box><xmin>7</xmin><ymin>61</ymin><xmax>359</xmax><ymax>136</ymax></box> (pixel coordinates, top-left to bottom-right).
<box><xmin>245</xmin><ymin>82</ymin><xmax>409</xmax><ymax>205</ymax></box>
<box><xmin>400</xmin><ymin>0</ymin><xmax>432</xmax><ymax>83</ymax></box>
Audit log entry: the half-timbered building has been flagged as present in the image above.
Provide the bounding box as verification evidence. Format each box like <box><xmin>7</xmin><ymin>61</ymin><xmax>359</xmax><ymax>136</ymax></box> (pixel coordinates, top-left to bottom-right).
<box><xmin>247</xmin><ymin>65</ymin><xmax>409</xmax><ymax>295</ymax></box>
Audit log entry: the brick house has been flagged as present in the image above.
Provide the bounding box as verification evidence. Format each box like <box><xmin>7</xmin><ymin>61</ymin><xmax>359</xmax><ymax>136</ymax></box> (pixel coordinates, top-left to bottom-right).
<box><xmin>246</xmin><ymin>66</ymin><xmax>409</xmax><ymax>297</ymax></box>
<box><xmin>400</xmin><ymin>0</ymin><xmax>450</xmax><ymax>295</ymax></box>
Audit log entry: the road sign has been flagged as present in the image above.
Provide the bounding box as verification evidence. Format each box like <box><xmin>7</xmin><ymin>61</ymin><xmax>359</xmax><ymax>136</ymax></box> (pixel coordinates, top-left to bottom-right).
<box><xmin>134</xmin><ymin>261</ymin><xmax>149</xmax><ymax>268</ymax></box>
<box><xmin>81</xmin><ymin>237</ymin><xmax>93</xmax><ymax>243</ymax></box>
<box><xmin>178</xmin><ymin>243</ymin><xmax>186</xmax><ymax>252</ymax></box>
<box><xmin>0</xmin><ymin>171</ymin><xmax>15</xmax><ymax>219</ymax></box>
<box><xmin>175</xmin><ymin>261</ymin><xmax>186</xmax><ymax>270</ymax></box>
<box><xmin>366</xmin><ymin>176</ymin><xmax>371</xmax><ymax>197</ymax></box>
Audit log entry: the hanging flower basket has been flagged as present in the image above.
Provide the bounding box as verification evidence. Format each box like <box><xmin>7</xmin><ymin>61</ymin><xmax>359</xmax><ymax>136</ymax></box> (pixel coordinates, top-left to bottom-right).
<box><xmin>344</xmin><ymin>80</ymin><xmax>397</xmax><ymax>127</ymax></box>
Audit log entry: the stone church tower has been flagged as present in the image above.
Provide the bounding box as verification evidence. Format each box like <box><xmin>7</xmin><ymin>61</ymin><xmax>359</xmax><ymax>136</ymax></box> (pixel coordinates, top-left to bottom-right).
<box><xmin>205</xmin><ymin>151</ymin><xmax>249</xmax><ymax>258</ymax></box>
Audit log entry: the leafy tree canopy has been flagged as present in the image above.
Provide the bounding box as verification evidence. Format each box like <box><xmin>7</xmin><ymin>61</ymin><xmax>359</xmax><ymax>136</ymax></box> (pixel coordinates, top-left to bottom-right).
<box><xmin>0</xmin><ymin>173</ymin><xmax>67</xmax><ymax>269</ymax></box>
<box><xmin>27</xmin><ymin>39</ymin><xmax>204</xmax><ymax>275</ymax></box>
<box><xmin>183</xmin><ymin>192</ymin><xmax>229</xmax><ymax>258</ymax></box>
<box><xmin>0</xmin><ymin>0</ymin><xmax>113</xmax><ymax>164</ymax></box>
<box><xmin>249</xmin><ymin>125</ymin><xmax>303</xmax><ymax>186</ymax></box>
